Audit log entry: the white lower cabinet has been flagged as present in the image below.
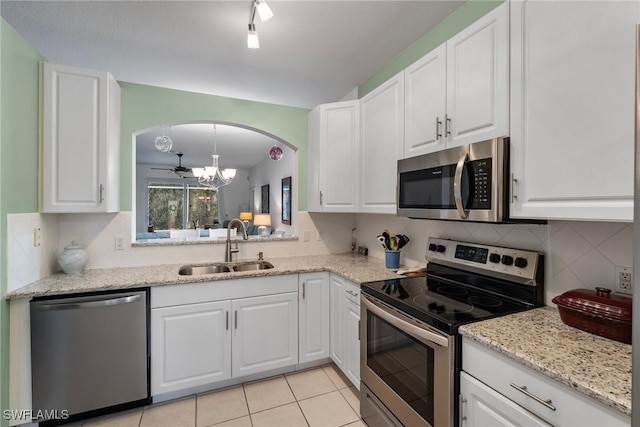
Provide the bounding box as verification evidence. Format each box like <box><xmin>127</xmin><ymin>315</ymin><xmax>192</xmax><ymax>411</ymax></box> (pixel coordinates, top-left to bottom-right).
<box><xmin>298</xmin><ymin>272</ymin><xmax>330</xmax><ymax>363</ymax></box>
<box><xmin>460</xmin><ymin>372</ymin><xmax>551</xmax><ymax>427</ymax></box>
<box><xmin>329</xmin><ymin>274</ymin><xmax>361</xmax><ymax>389</ymax></box>
<box><xmin>150</xmin><ymin>275</ymin><xmax>299</xmax><ymax>397</ymax></box>
<box><xmin>151</xmin><ymin>301</ymin><xmax>231</xmax><ymax>395</ymax></box>
<box><xmin>461</xmin><ymin>338</ymin><xmax>630</xmax><ymax>427</ymax></box>
<box><xmin>231</xmin><ymin>292</ymin><xmax>298</xmax><ymax>378</ymax></box>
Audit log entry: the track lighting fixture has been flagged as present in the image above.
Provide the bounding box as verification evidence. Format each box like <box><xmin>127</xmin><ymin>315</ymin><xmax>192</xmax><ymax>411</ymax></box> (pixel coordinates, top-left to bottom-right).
<box><xmin>247</xmin><ymin>0</ymin><xmax>273</xmax><ymax>49</ymax></box>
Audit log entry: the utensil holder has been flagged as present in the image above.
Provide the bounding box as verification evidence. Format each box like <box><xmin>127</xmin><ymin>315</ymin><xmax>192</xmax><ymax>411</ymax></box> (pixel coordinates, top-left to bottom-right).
<box><xmin>385</xmin><ymin>250</ymin><xmax>400</xmax><ymax>269</ymax></box>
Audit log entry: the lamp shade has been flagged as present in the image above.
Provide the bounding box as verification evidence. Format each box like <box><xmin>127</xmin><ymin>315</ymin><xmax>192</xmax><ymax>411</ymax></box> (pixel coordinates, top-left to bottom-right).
<box><xmin>239</xmin><ymin>211</ymin><xmax>253</xmax><ymax>221</ymax></box>
<box><xmin>253</xmin><ymin>214</ymin><xmax>271</xmax><ymax>226</ymax></box>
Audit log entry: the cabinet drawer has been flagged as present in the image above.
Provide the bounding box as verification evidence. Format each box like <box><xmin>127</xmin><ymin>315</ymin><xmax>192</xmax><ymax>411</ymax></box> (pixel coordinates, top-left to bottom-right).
<box><xmin>344</xmin><ymin>281</ymin><xmax>360</xmax><ymax>305</ymax></box>
<box><xmin>151</xmin><ymin>274</ymin><xmax>298</xmax><ymax>308</ymax></box>
<box><xmin>462</xmin><ymin>338</ymin><xmax>629</xmax><ymax>427</ymax></box>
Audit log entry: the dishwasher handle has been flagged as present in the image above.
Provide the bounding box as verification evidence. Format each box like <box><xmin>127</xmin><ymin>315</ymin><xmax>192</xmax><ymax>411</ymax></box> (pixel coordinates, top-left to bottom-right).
<box><xmin>35</xmin><ymin>294</ymin><xmax>141</xmax><ymax>311</ymax></box>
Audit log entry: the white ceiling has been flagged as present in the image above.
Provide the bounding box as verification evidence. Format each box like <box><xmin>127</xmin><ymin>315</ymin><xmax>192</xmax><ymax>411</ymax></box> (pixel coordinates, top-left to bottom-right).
<box><xmin>0</xmin><ymin>0</ymin><xmax>465</xmax><ymax>109</ymax></box>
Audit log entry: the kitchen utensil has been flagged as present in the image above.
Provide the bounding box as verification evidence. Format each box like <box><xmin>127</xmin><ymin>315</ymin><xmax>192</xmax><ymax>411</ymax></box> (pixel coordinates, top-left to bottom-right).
<box><xmin>396</xmin><ymin>234</ymin><xmax>410</xmax><ymax>249</ymax></box>
<box><xmin>382</xmin><ymin>230</ymin><xmax>391</xmax><ymax>250</ymax></box>
<box><xmin>389</xmin><ymin>235</ymin><xmax>398</xmax><ymax>250</ymax></box>
<box><xmin>552</xmin><ymin>287</ymin><xmax>632</xmax><ymax>344</ymax></box>
<box><xmin>377</xmin><ymin>235</ymin><xmax>388</xmax><ymax>250</ymax></box>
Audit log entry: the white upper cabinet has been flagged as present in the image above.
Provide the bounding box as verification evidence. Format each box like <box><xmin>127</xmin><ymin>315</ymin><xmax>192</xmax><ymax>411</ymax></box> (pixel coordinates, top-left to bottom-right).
<box><xmin>404</xmin><ymin>44</ymin><xmax>447</xmax><ymax>157</ymax></box>
<box><xmin>307</xmin><ymin>101</ymin><xmax>360</xmax><ymax>212</ymax></box>
<box><xmin>509</xmin><ymin>0</ymin><xmax>638</xmax><ymax>221</ymax></box>
<box><xmin>360</xmin><ymin>71</ymin><xmax>405</xmax><ymax>214</ymax></box>
<box><xmin>41</xmin><ymin>62</ymin><xmax>120</xmax><ymax>213</ymax></box>
<box><xmin>404</xmin><ymin>3</ymin><xmax>508</xmax><ymax>157</ymax></box>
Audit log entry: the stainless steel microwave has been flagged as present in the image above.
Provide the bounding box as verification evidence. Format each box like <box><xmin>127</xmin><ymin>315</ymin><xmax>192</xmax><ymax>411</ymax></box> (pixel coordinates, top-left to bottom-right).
<box><xmin>397</xmin><ymin>137</ymin><xmax>509</xmax><ymax>222</ymax></box>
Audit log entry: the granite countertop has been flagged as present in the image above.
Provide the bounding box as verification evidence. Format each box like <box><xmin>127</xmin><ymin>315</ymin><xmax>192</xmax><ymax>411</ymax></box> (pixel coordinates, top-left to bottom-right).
<box><xmin>459</xmin><ymin>307</ymin><xmax>632</xmax><ymax>416</ymax></box>
<box><xmin>5</xmin><ymin>253</ymin><xmax>401</xmax><ymax>299</ymax></box>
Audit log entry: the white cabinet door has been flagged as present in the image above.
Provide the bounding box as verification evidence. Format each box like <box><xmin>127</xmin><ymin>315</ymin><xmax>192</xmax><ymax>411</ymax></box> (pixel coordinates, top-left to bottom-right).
<box><xmin>404</xmin><ymin>44</ymin><xmax>447</xmax><ymax>157</ymax></box>
<box><xmin>307</xmin><ymin>101</ymin><xmax>360</xmax><ymax>212</ymax></box>
<box><xmin>41</xmin><ymin>62</ymin><xmax>120</xmax><ymax>213</ymax></box>
<box><xmin>510</xmin><ymin>1</ymin><xmax>638</xmax><ymax>221</ymax></box>
<box><xmin>151</xmin><ymin>300</ymin><xmax>231</xmax><ymax>395</ymax></box>
<box><xmin>344</xmin><ymin>292</ymin><xmax>360</xmax><ymax>390</ymax></box>
<box><xmin>232</xmin><ymin>292</ymin><xmax>298</xmax><ymax>378</ymax></box>
<box><xmin>299</xmin><ymin>272</ymin><xmax>330</xmax><ymax>363</ymax></box>
<box><xmin>360</xmin><ymin>71</ymin><xmax>404</xmax><ymax>214</ymax></box>
<box><xmin>446</xmin><ymin>2</ymin><xmax>508</xmax><ymax>148</ymax></box>
<box><xmin>329</xmin><ymin>274</ymin><xmax>345</xmax><ymax>370</ymax></box>
<box><xmin>460</xmin><ymin>372</ymin><xmax>552</xmax><ymax>427</ymax></box>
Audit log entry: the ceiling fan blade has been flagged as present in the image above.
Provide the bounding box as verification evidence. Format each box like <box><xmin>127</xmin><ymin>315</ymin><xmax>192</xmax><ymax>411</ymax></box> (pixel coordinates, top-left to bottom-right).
<box><xmin>151</xmin><ymin>167</ymin><xmax>173</xmax><ymax>171</ymax></box>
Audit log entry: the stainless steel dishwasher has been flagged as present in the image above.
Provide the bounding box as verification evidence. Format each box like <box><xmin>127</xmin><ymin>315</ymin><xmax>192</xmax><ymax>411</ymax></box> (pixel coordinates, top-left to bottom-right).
<box><xmin>31</xmin><ymin>288</ymin><xmax>150</xmax><ymax>424</ymax></box>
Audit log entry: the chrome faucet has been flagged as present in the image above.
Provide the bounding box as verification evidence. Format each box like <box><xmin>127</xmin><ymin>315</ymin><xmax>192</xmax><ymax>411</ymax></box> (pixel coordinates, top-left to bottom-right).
<box><xmin>225</xmin><ymin>219</ymin><xmax>249</xmax><ymax>262</ymax></box>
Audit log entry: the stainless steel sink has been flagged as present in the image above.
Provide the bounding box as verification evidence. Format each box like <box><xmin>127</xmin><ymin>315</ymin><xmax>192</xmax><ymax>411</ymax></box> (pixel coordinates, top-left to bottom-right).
<box><xmin>178</xmin><ymin>261</ymin><xmax>274</xmax><ymax>275</ymax></box>
<box><xmin>230</xmin><ymin>261</ymin><xmax>274</xmax><ymax>272</ymax></box>
<box><xmin>179</xmin><ymin>264</ymin><xmax>233</xmax><ymax>275</ymax></box>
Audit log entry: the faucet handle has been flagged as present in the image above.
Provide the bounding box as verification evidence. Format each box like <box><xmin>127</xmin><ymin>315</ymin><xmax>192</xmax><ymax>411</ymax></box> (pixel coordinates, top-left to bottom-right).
<box><xmin>258</xmin><ymin>251</ymin><xmax>264</xmax><ymax>260</ymax></box>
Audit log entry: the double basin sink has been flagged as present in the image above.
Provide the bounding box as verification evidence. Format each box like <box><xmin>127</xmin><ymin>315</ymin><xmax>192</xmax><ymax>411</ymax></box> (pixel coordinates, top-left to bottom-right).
<box><xmin>179</xmin><ymin>261</ymin><xmax>274</xmax><ymax>276</ymax></box>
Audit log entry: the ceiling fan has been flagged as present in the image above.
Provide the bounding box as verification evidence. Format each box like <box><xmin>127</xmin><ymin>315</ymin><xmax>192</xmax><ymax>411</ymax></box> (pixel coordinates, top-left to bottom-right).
<box><xmin>151</xmin><ymin>152</ymin><xmax>192</xmax><ymax>177</ymax></box>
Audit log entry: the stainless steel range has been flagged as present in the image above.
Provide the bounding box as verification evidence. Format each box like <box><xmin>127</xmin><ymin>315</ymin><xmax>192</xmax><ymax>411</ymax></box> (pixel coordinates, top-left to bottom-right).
<box><xmin>360</xmin><ymin>238</ymin><xmax>544</xmax><ymax>427</ymax></box>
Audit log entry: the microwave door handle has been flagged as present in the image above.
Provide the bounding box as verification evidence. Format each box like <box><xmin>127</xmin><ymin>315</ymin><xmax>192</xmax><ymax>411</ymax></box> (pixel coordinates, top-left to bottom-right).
<box><xmin>454</xmin><ymin>150</ymin><xmax>469</xmax><ymax>219</ymax></box>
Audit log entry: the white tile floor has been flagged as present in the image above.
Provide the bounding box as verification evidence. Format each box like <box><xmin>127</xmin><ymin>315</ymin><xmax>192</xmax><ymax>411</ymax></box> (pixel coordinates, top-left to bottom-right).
<box><xmin>78</xmin><ymin>364</ymin><xmax>364</xmax><ymax>427</ymax></box>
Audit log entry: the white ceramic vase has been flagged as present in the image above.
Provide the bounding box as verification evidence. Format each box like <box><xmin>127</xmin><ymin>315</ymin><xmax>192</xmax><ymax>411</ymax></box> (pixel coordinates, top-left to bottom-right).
<box><xmin>58</xmin><ymin>241</ymin><xmax>88</xmax><ymax>274</ymax></box>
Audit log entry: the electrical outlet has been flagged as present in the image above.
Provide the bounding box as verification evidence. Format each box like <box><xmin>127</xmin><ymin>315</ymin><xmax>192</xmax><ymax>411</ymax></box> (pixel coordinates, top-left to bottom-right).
<box><xmin>114</xmin><ymin>236</ymin><xmax>125</xmax><ymax>251</ymax></box>
<box><xmin>615</xmin><ymin>266</ymin><xmax>632</xmax><ymax>294</ymax></box>
<box><xmin>33</xmin><ymin>227</ymin><xmax>41</xmax><ymax>247</ymax></box>
<box><xmin>317</xmin><ymin>230</ymin><xmax>324</xmax><ymax>241</ymax></box>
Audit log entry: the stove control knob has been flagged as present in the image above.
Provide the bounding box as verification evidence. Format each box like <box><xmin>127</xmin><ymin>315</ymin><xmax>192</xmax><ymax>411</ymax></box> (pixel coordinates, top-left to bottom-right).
<box><xmin>489</xmin><ymin>253</ymin><xmax>501</xmax><ymax>263</ymax></box>
<box><xmin>514</xmin><ymin>257</ymin><xmax>528</xmax><ymax>268</ymax></box>
<box><xmin>501</xmin><ymin>255</ymin><xmax>514</xmax><ymax>266</ymax></box>
<box><xmin>436</xmin><ymin>245</ymin><xmax>446</xmax><ymax>253</ymax></box>
<box><xmin>428</xmin><ymin>243</ymin><xmax>438</xmax><ymax>252</ymax></box>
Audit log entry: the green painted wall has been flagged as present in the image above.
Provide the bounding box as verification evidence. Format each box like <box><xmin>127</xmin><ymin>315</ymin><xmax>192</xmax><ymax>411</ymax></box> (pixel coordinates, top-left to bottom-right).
<box><xmin>359</xmin><ymin>0</ymin><xmax>504</xmax><ymax>98</ymax></box>
<box><xmin>0</xmin><ymin>18</ymin><xmax>44</xmax><ymax>425</ymax></box>
<box><xmin>119</xmin><ymin>84</ymin><xmax>310</xmax><ymax>211</ymax></box>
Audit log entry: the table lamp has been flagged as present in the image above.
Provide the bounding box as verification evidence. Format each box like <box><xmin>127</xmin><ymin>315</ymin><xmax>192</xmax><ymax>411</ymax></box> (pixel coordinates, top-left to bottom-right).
<box><xmin>239</xmin><ymin>211</ymin><xmax>252</xmax><ymax>226</ymax></box>
<box><xmin>253</xmin><ymin>214</ymin><xmax>271</xmax><ymax>237</ymax></box>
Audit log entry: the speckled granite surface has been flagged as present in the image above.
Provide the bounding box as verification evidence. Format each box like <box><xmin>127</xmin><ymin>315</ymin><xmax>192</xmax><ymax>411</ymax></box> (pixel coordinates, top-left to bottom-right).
<box><xmin>459</xmin><ymin>307</ymin><xmax>632</xmax><ymax>416</ymax></box>
<box><xmin>5</xmin><ymin>253</ymin><xmax>401</xmax><ymax>299</ymax></box>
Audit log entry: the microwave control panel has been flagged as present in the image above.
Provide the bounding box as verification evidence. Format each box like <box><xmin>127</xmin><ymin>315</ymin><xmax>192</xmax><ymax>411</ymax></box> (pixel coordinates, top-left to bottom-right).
<box><xmin>469</xmin><ymin>158</ymin><xmax>492</xmax><ymax>209</ymax></box>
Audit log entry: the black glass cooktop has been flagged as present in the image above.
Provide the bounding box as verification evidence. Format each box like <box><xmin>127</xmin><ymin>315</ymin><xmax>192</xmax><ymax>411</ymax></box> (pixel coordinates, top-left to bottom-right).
<box><xmin>361</xmin><ymin>274</ymin><xmax>532</xmax><ymax>335</ymax></box>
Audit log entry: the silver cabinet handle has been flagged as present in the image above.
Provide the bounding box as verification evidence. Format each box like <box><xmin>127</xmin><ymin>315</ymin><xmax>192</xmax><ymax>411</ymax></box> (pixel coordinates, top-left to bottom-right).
<box><xmin>346</xmin><ymin>290</ymin><xmax>359</xmax><ymax>297</ymax></box>
<box><xmin>320</xmin><ymin>191</ymin><xmax>323</xmax><ymax>206</ymax></box>
<box><xmin>226</xmin><ymin>311</ymin><xmax>229</xmax><ymax>330</ymax></box>
<box><xmin>99</xmin><ymin>184</ymin><xmax>104</xmax><ymax>204</ymax></box>
<box><xmin>445</xmin><ymin>114</ymin><xmax>451</xmax><ymax>136</ymax></box>
<box><xmin>435</xmin><ymin>116</ymin><xmax>442</xmax><ymax>141</ymax></box>
<box><xmin>510</xmin><ymin>383</ymin><xmax>556</xmax><ymax>411</ymax></box>
<box><xmin>511</xmin><ymin>173</ymin><xmax>518</xmax><ymax>203</ymax></box>
<box><xmin>362</xmin><ymin>295</ymin><xmax>449</xmax><ymax>348</ymax></box>
<box><xmin>453</xmin><ymin>148</ymin><xmax>470</xmax><ymax>220</ymax></box>
<box><xmin>302</xmin><ymin>282</ymin><xmax>306</xmax><ymax>300</ymax></box>
<box><xmin>459</xmin><ymin>394</ymin><xmax>467</xmax><ymax>422</ymax></box>
<box><xmin>234</xmin><ymin>310</ymin><xmax>238</xmax><ymax>329</ymax></box>
<box><xmin>37</xmin><ymin>294</ymin><xmax>140</xmax><ymax>311</ymax></box>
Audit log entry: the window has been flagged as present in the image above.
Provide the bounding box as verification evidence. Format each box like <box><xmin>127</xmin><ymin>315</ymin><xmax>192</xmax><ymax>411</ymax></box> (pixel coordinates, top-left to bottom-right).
<box><xmin>148</xmin><ymin>181</ymin><xmax>219</xmax><ymax>230</ymax></box>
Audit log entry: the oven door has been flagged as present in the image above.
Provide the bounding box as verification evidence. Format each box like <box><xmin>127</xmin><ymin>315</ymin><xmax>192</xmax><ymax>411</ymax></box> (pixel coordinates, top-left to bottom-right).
<box><xmin>360</xmin><ymin>294</ymin><xmax>454</xmax><ymax>427</ymax></box>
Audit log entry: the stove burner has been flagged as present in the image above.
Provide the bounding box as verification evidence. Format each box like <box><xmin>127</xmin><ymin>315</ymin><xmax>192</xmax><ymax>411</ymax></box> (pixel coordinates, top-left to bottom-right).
<box><xmin>468</xmin><ymin>295</ymin><xmax>503</xmax><ymax>308</ymax></box>
<box><xmin>412</xmin><ymin>294</ymin><xmax>474</xmax><ymax>314</ymax></box>
<box><xmin>435</xmin><ymin>285</ymin><xmax>468</xmax><ymax>296</ymax></box>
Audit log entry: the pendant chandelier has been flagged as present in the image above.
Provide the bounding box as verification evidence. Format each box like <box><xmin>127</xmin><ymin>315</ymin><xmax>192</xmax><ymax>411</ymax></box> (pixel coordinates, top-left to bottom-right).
<box><xmin>192</xmin><ymin>125</ymin><xmax>236</xmax><ymax>191</ymax></box>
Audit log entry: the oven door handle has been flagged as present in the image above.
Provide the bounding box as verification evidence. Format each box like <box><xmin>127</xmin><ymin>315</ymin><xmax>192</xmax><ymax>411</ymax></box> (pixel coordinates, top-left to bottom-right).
<box><xmin>453</xmin><ymin>148</ymin><xmax>469</xmax><ymax>220</ymax></box>
<box><xmin>362</xmin><ymin>295</ymin><xmax>449</xmax><ymax>348</ymax></box>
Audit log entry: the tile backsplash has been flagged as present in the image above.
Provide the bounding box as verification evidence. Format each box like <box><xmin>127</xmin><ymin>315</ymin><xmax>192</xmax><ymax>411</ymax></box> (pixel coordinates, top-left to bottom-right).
<box><xmin>7</xmin><ymin>210</ymin><xmax>633</xmax><ymax>306</ymax></box>
<box><xmin>354</xmin><ymin>214</ymin><xmax>633</xmax><ymax>306</ymax></box>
